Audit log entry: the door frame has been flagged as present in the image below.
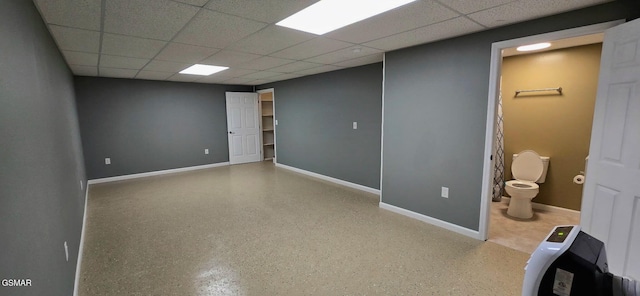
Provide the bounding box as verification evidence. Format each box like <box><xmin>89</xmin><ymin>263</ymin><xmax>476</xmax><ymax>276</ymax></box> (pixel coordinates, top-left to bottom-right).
<box><xmin>478</xmin><ymin>20</ymin><xmax>624</xmax><ymax>241</ymax></box>
<box><xmin>257</xmin><ymin>88</ymin><xmax>276</xmax><ymax>163</ymax></box>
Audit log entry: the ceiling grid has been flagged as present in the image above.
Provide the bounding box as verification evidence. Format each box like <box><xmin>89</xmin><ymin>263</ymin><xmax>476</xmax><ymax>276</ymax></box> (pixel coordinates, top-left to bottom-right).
<box><xmin>33</xmin><ymin>0</ymin><xmax>613</xmax><ymax>85</ymax></box>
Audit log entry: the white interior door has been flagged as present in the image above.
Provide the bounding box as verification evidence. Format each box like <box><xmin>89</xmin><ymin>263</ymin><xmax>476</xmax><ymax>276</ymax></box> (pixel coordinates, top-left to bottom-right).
<box><xmin>581</xmin><ymin>18</ymin><xmax>640</xmax><ymax>279</ymax></box>
<box><xmin>225</xmin><ymin>92</ymin><xmax>261</xmax><ymax>165</ymax></box>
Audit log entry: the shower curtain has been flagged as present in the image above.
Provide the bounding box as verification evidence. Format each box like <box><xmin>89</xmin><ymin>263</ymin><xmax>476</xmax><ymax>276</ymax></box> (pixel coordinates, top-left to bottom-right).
<box><xmin>492</xmin><ymin>91</ymin><xmax>505</xmax><ymax>202</ymax></box>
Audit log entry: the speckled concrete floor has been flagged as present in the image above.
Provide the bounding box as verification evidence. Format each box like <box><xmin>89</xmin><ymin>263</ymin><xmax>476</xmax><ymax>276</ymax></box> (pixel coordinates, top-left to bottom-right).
<box><xmin>488</xmin><ymin>199</ymin><xmax>580</xmax><ymax>254</ymax></box>
<box><xmin>79</xmin><ymin>162</ymin><xmax>529</xmax><ymax>295</ymax></box>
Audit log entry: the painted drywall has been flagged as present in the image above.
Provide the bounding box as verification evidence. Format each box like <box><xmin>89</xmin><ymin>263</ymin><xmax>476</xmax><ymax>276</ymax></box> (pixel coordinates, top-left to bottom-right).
<box><xmin>502</xmin><ymin>44</ymin><xmax>602</xmax><ymax>211</ymax></box>
<box><xmin>259</xmin><ymin>63</ymin><xmax>383</xmax><ymax>189</ymax></box>
<box><xmin>0</xmin><ymin>1</ymin><xmax>86</xmax><ymax>295</ymax></box>
<box><xmin>75</xmin><ymin>77</ymin><xmax>252</xmax><ymax>179</ymax></box>
<box><xmin>382</xmin><ymin>2</ymin><xmax>639</xmax><ymax>231</ymax></box>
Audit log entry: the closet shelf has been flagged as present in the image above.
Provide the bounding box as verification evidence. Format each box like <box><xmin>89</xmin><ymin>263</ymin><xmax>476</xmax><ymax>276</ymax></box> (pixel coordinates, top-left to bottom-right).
<box><xmin>263</xmin><ymin>143</ymin><xmax>274</xmax><ymax>146</ymax></box>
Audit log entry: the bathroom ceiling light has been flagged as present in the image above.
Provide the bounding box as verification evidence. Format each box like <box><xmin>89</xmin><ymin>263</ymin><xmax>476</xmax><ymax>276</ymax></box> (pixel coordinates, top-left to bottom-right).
<box><xmin>276</xmin><ymin>0</ymin><xmax>417</xmax><ymax>35</ymax></box>
<box><xmin>179</xmin><ymin>64</ymin><xmax>228</xmax><ymax>76</ymax></box>
<box><xmin>517</xmin><ymin>42</ymin><xmax>551</xmax><ymax>52</ymax></box>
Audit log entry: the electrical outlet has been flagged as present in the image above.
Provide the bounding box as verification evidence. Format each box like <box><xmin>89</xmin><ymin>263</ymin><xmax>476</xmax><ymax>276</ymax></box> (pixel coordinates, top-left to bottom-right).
<box><xmin>441</xmin><ymin>187</ymin><xmax>449</xmax><ymax>198</ymax></box>
<box><xmin>64</xmin><ymin>241</ymin><xmax>69</xmax><ymax>262</ymax></box>
<box><xmin>204</xmin><ymin>149</ymin><xmax>209</xmax><ymax>155</ymax></box>
<box><xmin>353</xmin><ymin>122</ymin><xmax>358</xmax><ymax>129</ymax></box>
<box><xmin>105</xmin><ymin>158</ymin><xmax>111</xmax><ymax>165</ymax></box>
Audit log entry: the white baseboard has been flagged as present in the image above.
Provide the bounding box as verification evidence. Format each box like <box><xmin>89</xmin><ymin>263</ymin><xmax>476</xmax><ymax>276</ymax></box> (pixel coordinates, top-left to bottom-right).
<box><xmin>500</xmin><ymin>196</ymin><xmax>581</xmax><ymax>218</ymax></box>
<box><xmin>87</xmin><ymin>162</ymin><xmax>230</xmax><ymax>185</ymax></box>
<box><xmin>275</xmin><ymin>163</ymin><xmax>380</xmax><ymax>195</ymax></box>
<box><xmin>73</xmin><ymin>184</ymin><xmax>89</xmax><ymax>296</ymax></box>
<box><xmin>379</xmin><ymin>202</ymin><xmax>482</xmax><ymax>240</ymax></box>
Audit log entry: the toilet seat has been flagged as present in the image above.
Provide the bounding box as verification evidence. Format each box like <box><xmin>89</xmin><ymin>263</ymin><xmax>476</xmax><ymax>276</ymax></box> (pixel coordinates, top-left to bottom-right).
<box><xmin>506</xmin><ymin>180</ymin><xmax>539</xmax><ymax>190</ymax></box>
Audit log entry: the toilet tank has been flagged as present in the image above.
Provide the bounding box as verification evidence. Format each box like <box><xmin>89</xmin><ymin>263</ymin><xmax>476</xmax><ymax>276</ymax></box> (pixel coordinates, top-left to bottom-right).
<box><xmin>512</xmin><ymin>154</ymin><xmax>550</xmax><ymax>183</ymax></box>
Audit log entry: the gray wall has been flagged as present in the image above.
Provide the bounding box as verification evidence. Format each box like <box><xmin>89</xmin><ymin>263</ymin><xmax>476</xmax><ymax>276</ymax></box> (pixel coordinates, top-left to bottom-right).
<box><xmin>75</xmin><ymin>77</ymin><xmax>252</xmax><ymax>179</ymax></box>
<box><xmin>259</xmin><ymin>63</ymin><xmax>383</xmax><ymax>189</ymax></box>
<box><xmin>0</xmin><ymin>1</ymin><xmax>86</xmax><ymax>295</ymax></box>
<box><xmin>382</xmin><ymin>1</ymin><xmax>640</xmax><ymax>231</ymax></box>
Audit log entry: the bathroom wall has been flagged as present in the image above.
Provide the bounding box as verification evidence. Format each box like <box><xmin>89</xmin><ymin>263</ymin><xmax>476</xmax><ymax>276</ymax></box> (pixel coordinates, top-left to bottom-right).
<box><xmin>501</xmin><ymin>43</ymin><xmax>603</xmax><ymax>211</ymax></box>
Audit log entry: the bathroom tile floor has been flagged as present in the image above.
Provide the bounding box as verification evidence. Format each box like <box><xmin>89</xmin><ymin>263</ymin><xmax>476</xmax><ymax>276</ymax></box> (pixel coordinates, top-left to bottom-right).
<box><xmin>488</xmin><ymin>199</ymin><xmax>580</xmax><ymax>254</ymax></box>
<box><xmin>78</xmin><ymin>162</ymin><xmax>530</xmax><ymax>295</ymax></box>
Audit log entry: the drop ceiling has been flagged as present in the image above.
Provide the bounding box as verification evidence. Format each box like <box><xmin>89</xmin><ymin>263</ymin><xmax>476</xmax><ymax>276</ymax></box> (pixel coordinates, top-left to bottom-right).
<box><xmin>33</xmin><ymin>0</ymin><xmax>612</xmax><ymax>85</ymax></box>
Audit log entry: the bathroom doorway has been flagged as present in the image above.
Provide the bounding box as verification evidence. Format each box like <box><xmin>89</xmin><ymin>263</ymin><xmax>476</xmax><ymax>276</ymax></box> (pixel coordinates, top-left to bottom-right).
<box><xmin>478</xmin><ymin>20</ymin><xmax>624</xmax><ymax>252</ymax></box>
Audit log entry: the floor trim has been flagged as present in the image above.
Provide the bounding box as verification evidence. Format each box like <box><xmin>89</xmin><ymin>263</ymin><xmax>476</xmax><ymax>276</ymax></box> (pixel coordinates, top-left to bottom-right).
<box><xmin>500</xmin><ymin>197</ymin><xmax>581</xmax><ymax>217</ymax></box>
<box><xmin>73</xmin><ymin>184</ymin><xmax>89</xmax><ymax>296</ymax></box>
<box><xmin>379</xmin><ymin>202</ymin><xmax>482</xmax><ymax>240</ymax></box>
<box><xmin>87</xmin><ymin>162</ymin><xmax>230</xmax><ymax>185</ymax></box>
<box><xmin>275</xmin><ymin>163</ymin><xmax>381</xmax><ymax>195</ymax></box>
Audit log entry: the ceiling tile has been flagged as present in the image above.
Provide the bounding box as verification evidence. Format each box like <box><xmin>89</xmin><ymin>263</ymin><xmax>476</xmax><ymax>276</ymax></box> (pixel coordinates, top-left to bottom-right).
<box><xmin>333</xmin><ymin>53</ymin><xmax>383</xmax><ymax>68</ymax></box>
<box><xmin>306</xmin><ymin>46</ymin><xmax>382</xmax><ymax>65</ymax></box>
<box><xmin>326</xmin><ymin>0</ymin><xmax>460</xmax><ymax>44</ymax></box>
<box><xmin>222</xmin><ymin>77</ymin><xmax>254</xmax><ymax>85</ymax></box>
<box><xmin>249</xmin><ymin>79</ymin><xmax>274</xmax><ymax>85</ymax></box>
<box><xmin>171</xmin><ymin>0</ymin><xmax>209</xmax><ymax>7</ymax></box>
<box><xmin>237</xmin><ymin>56</ymin><xmax>294</xmax><ymax>71</ymax></box>
<box><xmin>49</xmin><ymin>26</ymin><xmax>100</xmax><ymax>53</ymax></box>
<box><xmin>227</xmin><ymin>26</ymin><xmax>315</xmax><ymax>55</ymax></box>
<box><xmin>241</xmin><ymin>71</ymin><xmax>283</xmax><ymax>80</ymax></box>
<box><xmin>270</xmin><ymin>38</ymin><xmax>354</xmax><ymax>60</ymax></box>
<box><xmin>205</xmin><ymin>0</ymin><xmax>318</xmax><ymax>23</ymax></box>
<box><xmin>105</xmin><ymin>0</ymin><xmax>198</xmax><ymax>40</ymax></box>
<box><xmin>195</xmin><ymin>75</ymin><xmax>236</xmax><ymax>84</ymax></box>
<box><xmin>437</xmin><ymin>0</ymin><xmax>515</xmax><ymax>14</ymax></box>
<box><xmin>294</xmin><ymin>65</ymin><xmax>344</xmax><ymax>76</ymax></box>
<box><xmin>468</xmin><ymin>0</ymin><xmax>611</xmax><ymax>28</ymax></box>
<box><xmin>155</xmin><ymin>43</ymin><xmax>220</xmax><ymax>63</ymax></box>
<box><xmin>364</xmin><ymin>17</ymin><xmax>484</xmax><ymax>51</ymax></box>
<box><xmin>199</xmin><ymin>50</ymin><xmax>262</xmax><ymax>67</ymax></box>
<box><xmin>142</xmin><ymin>60</ymin><xmax>191</xmax><ymax>72</ymax></box>
<box><xmin>34</xmin><ymin>0</ymin><xmax>101</xmax><ymax>30</ymax></box>
<box><xmin>167</xmin><ymin>74</ymin><xmax>202</xmax><ymax>82</ymax></box>
<box><xmin>62</xmin><ymin>51</ymin><xmax>99</xmax><ymax>66</ymax></box>
<box><xmin>173</xmin><ymin>10</ymin><xmax>267</xmax><ymax>48</ymax></box>
<box><xmin>100</xmin><ymin>55</ymin><xmax>150</xmax><ymax>70</ymax></box>
<box><xmin>136</xmin><ymin>70</ymin><xmax>174</xmax><ymax>80</ymax></box>
<box><xmin>99</xmin><ymin>67</ymin><xmax>138</xmax><ymax>78</ymax></box>
<box><xmin>267</xmin><ymin>61</ymin><xmax>322</xmax><ymax>73</ymax></box>
<box><xmin>101</xmin><ymin>33</ymin><xmax>167</xmax><ymax>58</ymax></box>
<box><xmin>215</xmin><ymin>68</ymin><xmax>256</xmax><ymax>78</ymax></box>
<box><xmin>69</xmin><ymin>65</ymin><xmax>98</xmax><ymax>76</ymax></box>
<box><xmin>269</xmin><ymin>73</ymin><xmax>304</xmax><ymax>82</ymax></box>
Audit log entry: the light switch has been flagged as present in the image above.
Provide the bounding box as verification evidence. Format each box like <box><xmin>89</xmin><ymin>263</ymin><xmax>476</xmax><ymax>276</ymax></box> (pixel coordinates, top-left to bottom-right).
<box><xmin>275</xmin><ymin>119</ymin><xmax>278</xmax><ymax>125</ymax></box>
<box><xmin>105</xmin><ymin>158</ymin><xmax>111</xmax><ymax>165</ymax></box>
<box><xmin>441</xmin><ymin>187</ymin><xmax>449</xmax><ymax>198</ymax></box>
<box><xmin>205</xmin><ymin>149</ymin><xmax>209</xmax><ymax>155</ymax></box>
<box><xmin>353</xmin><ymin>122</ymin><xmax>358</xmax><ymax>129</ymax></box>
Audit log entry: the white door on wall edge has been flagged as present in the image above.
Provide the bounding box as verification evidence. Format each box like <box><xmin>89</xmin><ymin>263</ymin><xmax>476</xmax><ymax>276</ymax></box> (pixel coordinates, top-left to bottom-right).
<box><xmin>580</xmin><ymin>18</ymin><xmax>640</xmax><ymax>279</ymax></box>
<box><xmin>225</xmin><ymin>92</ymin><xmax>261</xmax><ymax>165</ymax></box>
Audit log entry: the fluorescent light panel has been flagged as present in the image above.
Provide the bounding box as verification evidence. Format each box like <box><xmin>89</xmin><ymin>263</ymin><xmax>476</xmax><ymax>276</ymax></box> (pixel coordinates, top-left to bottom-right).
<box><xmin>179</xmin><ymin>64</ymin><xmax>228</xmax><ymax>76</ymax></box>
<box><xmin>276</xmin><ymin>0</ymin><xmax>417</xmax><ymax>35</ymax></box>
<box><xmin>517</xmin><ymin>42</ymin><xmax>551</xmax><ymax>52</ymax></box>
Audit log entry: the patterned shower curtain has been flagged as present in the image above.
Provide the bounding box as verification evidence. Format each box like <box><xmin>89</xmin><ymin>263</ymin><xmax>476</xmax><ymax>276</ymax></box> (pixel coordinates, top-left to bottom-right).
<box><xmin>492</xmin><ymin>91</ymin><xmax>505</xmax><ymax>202</ymax></box>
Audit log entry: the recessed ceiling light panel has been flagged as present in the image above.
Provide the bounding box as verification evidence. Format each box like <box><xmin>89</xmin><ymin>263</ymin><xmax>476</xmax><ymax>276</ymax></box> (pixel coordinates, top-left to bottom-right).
<box><xmin>517</xmin><ymin>42</ymin><xmax>551</xmax><ymax>52</ymax></box>
<box><xmin>179</xmin><ymin>64</ymin><xmax>229</xmax><ymax>76</ymax></box>
<box><xmin>276</xmin><ymin>0</ymin><xmax>417</xmax><ymax>35</ymax></box>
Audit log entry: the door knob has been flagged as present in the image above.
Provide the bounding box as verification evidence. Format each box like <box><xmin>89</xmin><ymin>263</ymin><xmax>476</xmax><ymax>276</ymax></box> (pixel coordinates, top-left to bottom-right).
<box><xmin>229</xmin><ymin>131</ymin><xmax>235</xmax><ymax>134</ymax></box>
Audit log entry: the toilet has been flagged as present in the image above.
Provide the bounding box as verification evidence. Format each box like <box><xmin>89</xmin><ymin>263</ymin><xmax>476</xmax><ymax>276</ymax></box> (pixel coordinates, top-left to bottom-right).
<box><xmin>504</xmin><ymin>150</ymin><xmax>550</xmax><ymax>219</ymax></box>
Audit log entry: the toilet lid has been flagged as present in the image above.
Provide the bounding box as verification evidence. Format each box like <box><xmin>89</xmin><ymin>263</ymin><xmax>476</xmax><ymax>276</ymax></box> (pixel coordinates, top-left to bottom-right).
<box><xmin>512</xmin><ymin>150</ymin><xmax>543</xmax><ymax>182</ymax></box>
